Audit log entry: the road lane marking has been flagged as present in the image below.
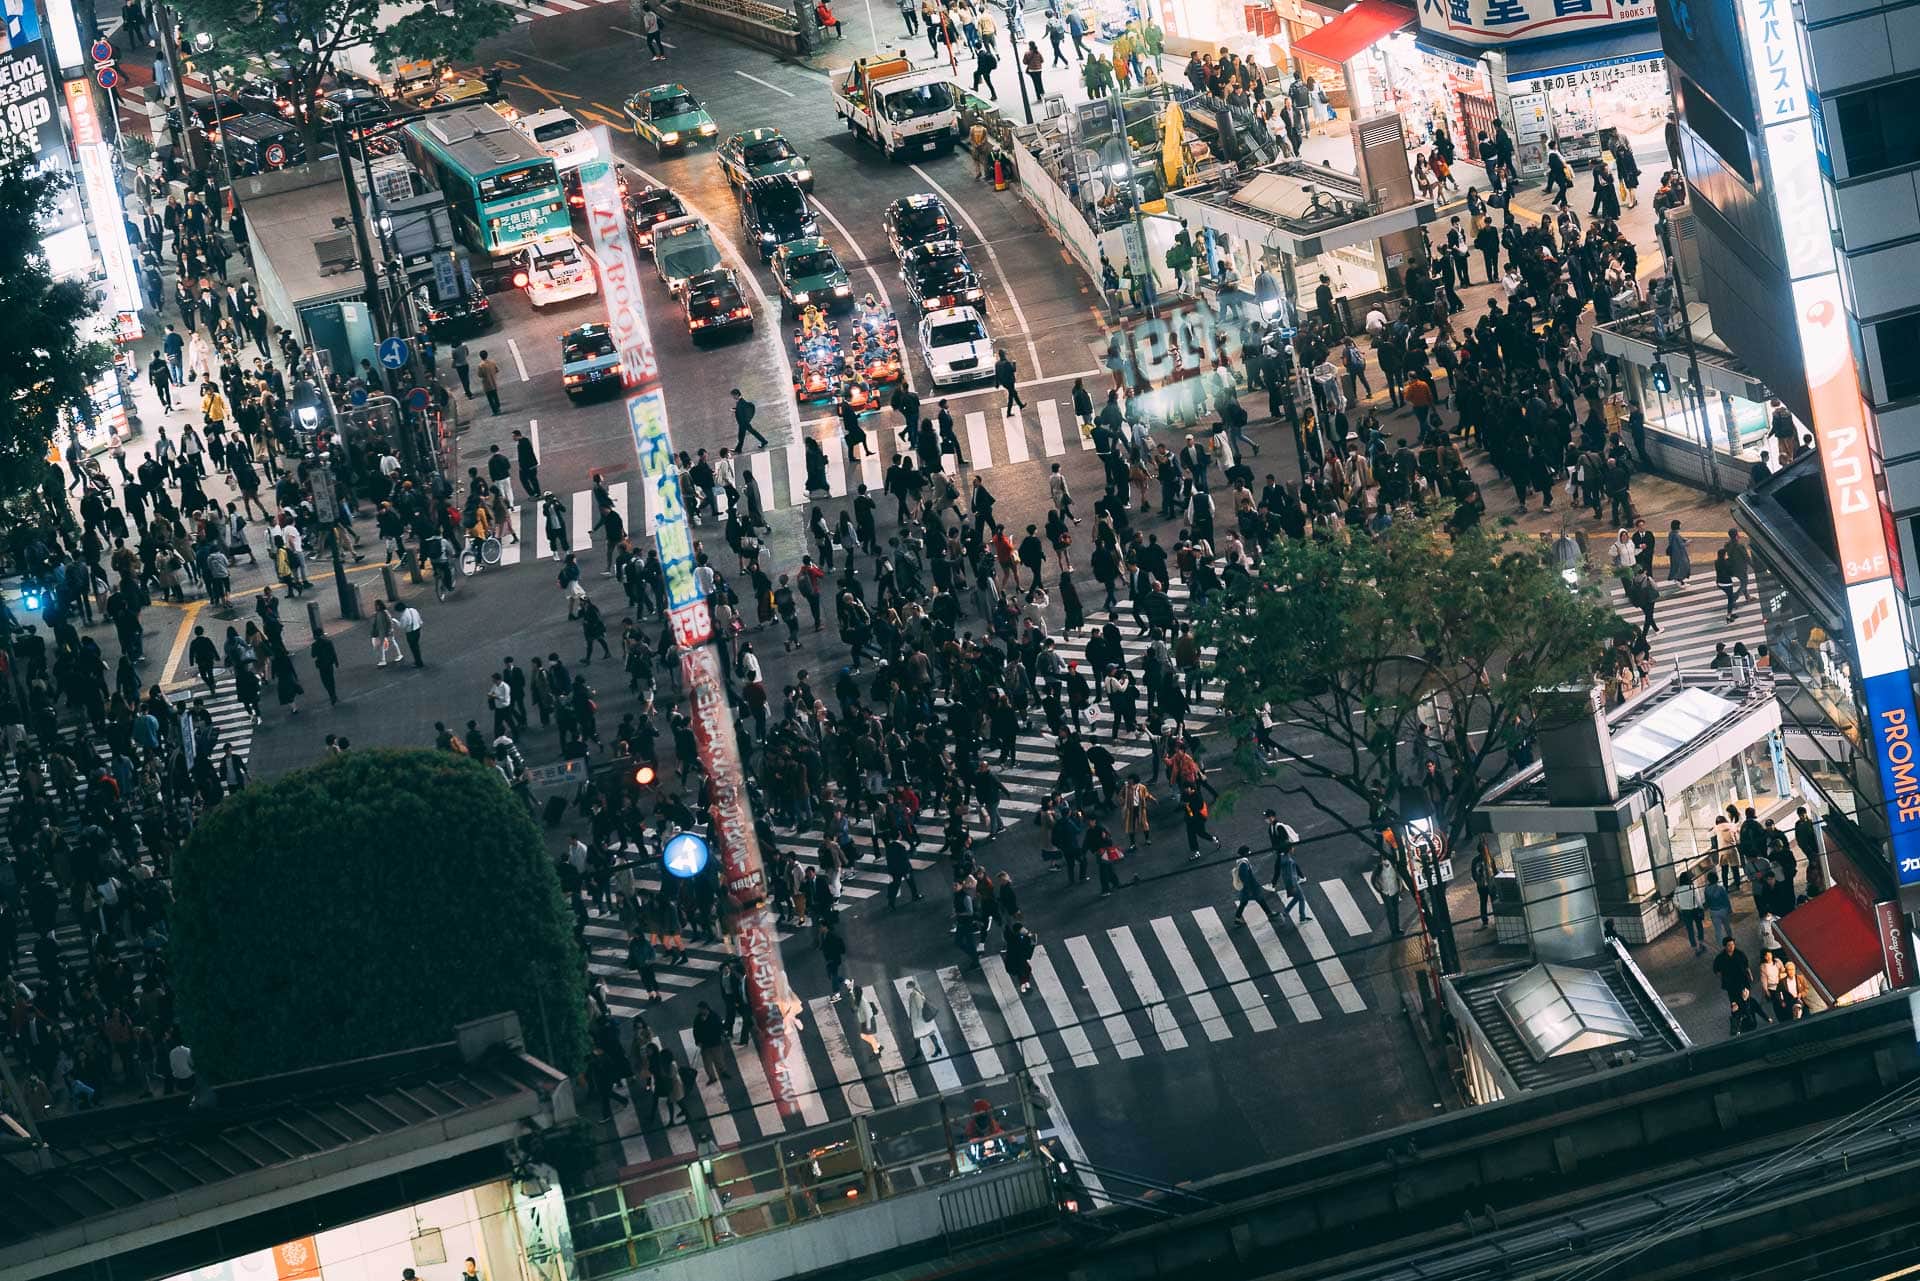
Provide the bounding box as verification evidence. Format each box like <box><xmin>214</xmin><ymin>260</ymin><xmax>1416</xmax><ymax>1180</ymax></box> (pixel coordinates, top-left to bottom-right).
<box><xmin>572</xmin><ymin>488</ymin><xmax>593</xmax><ymax>552</ymax></box>
<box><xmin>678</xmin><ymin>1027</ymin><xmax>742</xmax><ymax>1147</ymax></box>
<box><xmin>938</xmin><ymin>965</ymin><xmax>1004</xmax><ymax>1078</ymax></box>
<box><xmin>730</xmin><ymin>1040</ymin><xmax>783</xmax><ymax>1136</ymax></box>
<box><xmin>1036</xmin><ymin>397</ymin><xmax>1065</xmax><ymax>455</ymax></box>
<box><xmin>1065</xmin><ymin>934</ymin><xmax>1141</xmax><ymax>1059</ymax></box>
<box><xmin>1294</xmin><ymin>912</ymin><xmax>1367</xmax><ymax>1014</ymax></box>
<box><xmin>981</xmin><ymin>953</ymin><xmax>1052</xmax><ymax>1073</ymax></box>
<box><xmin>506</xmin><ymin>336</ymin><xmax>530</xmax><ymax>381</ymax></box>
<box><xmin>1244</xmin><ymin>904</ymin><xmax>1322</xmax><ymax>1023</ymax></box>
<box><xmin>1000</xmin><ymin>406</ymin><xmax>1030</xmax><ymax>463</ymax></box>
<box><xmin>164</xmin><ymin>600</ymin><xmax>205</xmax><ymax>684</ymax></box>
<box><xmin>808</xmin><ymin>995</ymin><xmax>874</xmax><ymax>1112</ymax></box>
<box><xmin>910</xmin><ymin>161</ymin><xmax>1042</xmax><ymax>379</ymax></box>
<box><xmin>1107</xmin><ymin>926</ymin><xmax>1188</xmax><ymax>1052</ymax></box>
<box><xmin>964</xmin><ymin>410</ymin><xmax>994</xmax><ymax>469</ymax></box>
<box><xmin>1193</xmin><ymin>907</ymin><xmax>1277</xmax><ymax>1032</ymax></box>
<box><xmin>1151</xmin><ymin>916</ymin><xmax>1231</xmax><ymax>1042</ymax></box>
<box><xmin>1323</xmin><ymin>879</ymin><xmax>1373</xmax><ymax>937</ymax></box>
<box><xmin>1028</xmin><ymin>946</ymin><xmax>1100</xmax><ymax>1068</ymax></box>
<box><xmin>734</xmin><ymin>69</ymin><xmax>797</xmax><ymax>98</ymax></box>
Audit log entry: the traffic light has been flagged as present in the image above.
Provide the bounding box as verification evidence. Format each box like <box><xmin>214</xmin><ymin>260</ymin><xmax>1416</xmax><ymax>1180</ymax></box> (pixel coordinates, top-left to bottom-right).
<box><xmin>1650</xmin><ymin>361</ymin><xmax>1672</xmax><ymax>394</ymax></box>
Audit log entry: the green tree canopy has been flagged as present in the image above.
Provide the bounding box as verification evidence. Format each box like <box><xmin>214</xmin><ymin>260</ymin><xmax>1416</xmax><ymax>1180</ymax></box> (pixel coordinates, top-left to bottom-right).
<box><xmin>169</xmin><ymin>749</ymin><xmax>587</xmax><ymax>1081</ymax></box>
<box><xmin>168</xmin><ymin>0</ymin><xmax>511</xmax><ymax>146</ymax></box>
<box><xmin>1197</xmin><ymin>514</ymin><xmax>1622</xmax><ymax>862</ymax></box>
<box><xmin>0</xmin><ymin>148</ymin><xmax>109</xmax><ymax>530</ymax></box>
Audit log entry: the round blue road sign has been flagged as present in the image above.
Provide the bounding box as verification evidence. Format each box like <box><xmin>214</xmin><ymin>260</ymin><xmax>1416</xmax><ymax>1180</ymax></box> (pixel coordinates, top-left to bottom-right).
<box><xmin>377</xmin><ymin>336</ymin><xmax>410</xmax><ymax>369</ymax></box>
<box><xmin>662</xmin><ymin>832</ymin><xmax>710</xmax><ymax>879</ymax></box>
<box><xmin>407</xmin><ymin>386</ymin><xmax>430</xmax><ymax>410</ymax></box>
<box><xmin>349</xmin><ymin>387</ymin><xmax>368</xmax><ymax>406</ymax></box>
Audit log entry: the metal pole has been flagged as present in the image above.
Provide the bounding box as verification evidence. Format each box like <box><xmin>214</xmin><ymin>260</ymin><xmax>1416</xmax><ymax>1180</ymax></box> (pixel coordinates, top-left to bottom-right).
<box><xmin>1656</xmin><ymin>215</ymin><xmax>1720</xmax><ymax>497</ymax></box>
<box><xmin>153</xmin><ymin>6</ymin><xmax>205</xmax><ymax>175</ymax></box>
<box><xmin>1110</xmin><ymin>86</ymin><xmax>1156</xmax><ymax>319</ymax></box>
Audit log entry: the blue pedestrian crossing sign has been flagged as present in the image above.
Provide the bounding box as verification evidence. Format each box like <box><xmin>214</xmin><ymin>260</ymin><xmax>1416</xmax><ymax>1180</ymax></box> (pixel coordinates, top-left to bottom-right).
<box><xmin>377</xmin><ymin>336</ymin><xmax>410</xmax><ymax>369</ymax></box>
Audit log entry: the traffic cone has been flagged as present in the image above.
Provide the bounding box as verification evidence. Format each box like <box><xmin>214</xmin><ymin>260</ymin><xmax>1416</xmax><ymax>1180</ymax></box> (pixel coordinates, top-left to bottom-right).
<box><xmin>993</xmin><ymin>155</ymin><xmax>1007</xmax><ymax>191</ymax></box>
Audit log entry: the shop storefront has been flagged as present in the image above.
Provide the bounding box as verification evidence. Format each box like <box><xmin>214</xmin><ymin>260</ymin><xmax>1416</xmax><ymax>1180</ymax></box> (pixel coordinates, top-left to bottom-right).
<box><xmin>1411</xmin><ymin>0</ymin><xmax>1664</xmax><ymax>175</ymax></box>
<box><xmin>1473</xmin><ymin>675</ymin><xmax>1808</xmax><ymax>945</ymax></box>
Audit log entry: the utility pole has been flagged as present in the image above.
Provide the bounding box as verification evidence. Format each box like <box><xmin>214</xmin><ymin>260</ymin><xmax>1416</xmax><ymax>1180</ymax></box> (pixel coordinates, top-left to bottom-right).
<box><xmin>152</xmin><ymin>5</ymin><xmax>205</xmax><ymax>175</ymax></box>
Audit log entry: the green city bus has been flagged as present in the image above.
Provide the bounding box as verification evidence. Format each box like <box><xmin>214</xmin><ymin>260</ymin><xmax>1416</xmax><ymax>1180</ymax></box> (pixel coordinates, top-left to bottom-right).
<box><xmin>403</xmin><ymin>105</ymin><xmax>570</xmax><ymax>266</ymax></box>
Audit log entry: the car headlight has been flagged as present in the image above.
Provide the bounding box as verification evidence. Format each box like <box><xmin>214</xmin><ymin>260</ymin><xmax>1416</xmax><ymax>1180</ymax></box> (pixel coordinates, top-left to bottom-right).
<box><xmin>967</xmin><ymin>287</ymin><xmax>983</xmax><ymax>300</ymax></box>
<box><xmin>797</xmin><ymin>168</ymin><xmax>813</xmax><ymax>182</ymax></box>
<box><xmin>660</xmin><ymin>131</ymin><xmax>680</xmax><ymax>143</ymax></box>
<box><xmin>761</xmin><ymin>231</ymin><xmax>776</xmax><ymax>242</ymax></box>
<box><xmin>803</xmin><ymin>220</ymin><xmax>819</xmax><ymax>235</ymax></box>
<box><xmin>699</xmin><ymin>121</ymin><xmax>717</xmax><ymax>134</ymax></box>
<box><xmin>792</xmin><ymin>291</ymin><xmax>810</xmax><ymax>302</ymax></box>
<box><xmin>833</xmin><ymin>283</ymin><xmax>851</xmax><ymax>296</ymax></box>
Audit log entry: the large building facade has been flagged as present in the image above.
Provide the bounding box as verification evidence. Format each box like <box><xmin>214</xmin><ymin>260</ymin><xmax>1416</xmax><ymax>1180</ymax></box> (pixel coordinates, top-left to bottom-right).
<box><xmin>1661</xmin><ymin>0</ymin><xmax>1920</xmax><ymax>905</ymax></box>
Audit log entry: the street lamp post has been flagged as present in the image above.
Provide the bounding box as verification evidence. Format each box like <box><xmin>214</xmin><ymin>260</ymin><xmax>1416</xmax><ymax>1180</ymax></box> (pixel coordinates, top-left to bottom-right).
<box><xmin>1101</xmin><ymin>128</ymin><xmax>1156</xmax><ymax>320</ymax></box>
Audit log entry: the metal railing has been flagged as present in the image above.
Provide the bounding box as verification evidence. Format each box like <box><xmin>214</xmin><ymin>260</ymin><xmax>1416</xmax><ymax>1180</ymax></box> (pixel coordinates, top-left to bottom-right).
<box><xmin>566</xmin><ymin>1073</ymin><xmax>1051</xmax><ymax>1279</ymax></box>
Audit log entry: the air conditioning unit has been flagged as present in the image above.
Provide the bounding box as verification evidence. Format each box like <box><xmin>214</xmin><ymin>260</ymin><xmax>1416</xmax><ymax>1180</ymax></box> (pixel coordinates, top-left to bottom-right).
<box><xmin>314</xmin><ymin>230</ymin><xmax>358</xmax><ymax>274</ymax></box>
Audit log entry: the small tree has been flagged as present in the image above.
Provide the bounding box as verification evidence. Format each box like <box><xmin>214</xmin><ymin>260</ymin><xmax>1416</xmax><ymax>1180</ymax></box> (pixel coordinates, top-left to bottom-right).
<box><xmin>0</xmin><ymin>149</ymin><xmax>110</xmax><ymax>530</ymax></box>
<box><xmin>169</xmin><ymin>749</ymin><xmax>587</xmax><ymax>1081</ymax></box>
<box><xmin>166</xmin><ymin>0</ymin><xmax>512</xmax><ymax>150</ymax></box>
<box><xmin>1197</xmin><ymin>514</ymin><xmax>1621</xmax><ymax>959</ymax></box>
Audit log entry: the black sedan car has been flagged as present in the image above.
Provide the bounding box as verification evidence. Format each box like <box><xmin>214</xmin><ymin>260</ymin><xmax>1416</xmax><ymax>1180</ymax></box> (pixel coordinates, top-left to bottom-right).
<box><xmin>627</xmin><ymin>185</ymin><xmax>687</xmax><ymax>248</ymax></box>
<box><xmin>900</xmin><ymin>238</ymin><xmax>984</xmax><ymax>311</ymax></box>
<box><xmin>413</xmin><ymin>281</ymin><xmax>493</xmax><ymax>338</ymax></box>
<box><xmin>740</xmin><ymin>174</ymin><xmax>818</xmax><ymax>262</ymax></box>
<box><xmin>685</xmin><ymin>269</ymin><xmax>753</xmax><ymax>342</ymax></box>
<box><xmin>884</xmin><ymin>192</ymin><xmax>954</xmax><ymax>261</ymax></box>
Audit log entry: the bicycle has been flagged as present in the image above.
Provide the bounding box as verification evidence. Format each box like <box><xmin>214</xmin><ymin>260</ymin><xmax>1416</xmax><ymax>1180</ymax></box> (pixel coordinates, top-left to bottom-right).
<box><xmin>460</xmin><ymin>536</ymin><xmax>503</xmax><ymax>577</ymax></box>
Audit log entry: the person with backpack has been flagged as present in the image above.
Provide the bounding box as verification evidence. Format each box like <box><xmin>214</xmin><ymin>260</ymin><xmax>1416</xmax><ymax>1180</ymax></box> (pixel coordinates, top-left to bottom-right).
<box><xmin>1229</xmin><ymin>846</ymin><xmax>1272</xmax><ymax>926</ymax></box>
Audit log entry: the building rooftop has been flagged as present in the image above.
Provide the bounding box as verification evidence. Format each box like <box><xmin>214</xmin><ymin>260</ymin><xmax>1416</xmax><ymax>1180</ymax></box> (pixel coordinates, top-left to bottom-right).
<box><xmin>234</xmin><ymin>163</ymin><xmax>366</xmax><ymax>308</ymax></box>
<box><xmin>1168</xmin><ymin>159</ymin><xmax>1437</xmax><ymax>256</ymax></box>
<box><xmin>1449</xmin><ymin>944</ymin><xmax>1688</xmax><ymax>1093</ymax></box>
<box><xmin>0</xmin><ymin>1016</ymin><xmax>573</xmax><ymax>1280</ymax></box>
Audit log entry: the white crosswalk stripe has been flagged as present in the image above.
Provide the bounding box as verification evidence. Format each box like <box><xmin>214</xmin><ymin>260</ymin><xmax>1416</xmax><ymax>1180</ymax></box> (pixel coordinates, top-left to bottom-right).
<box><xmin>1037</xmin><ymin>398</ymin><xmax>1066</xmax><ymax>457</ymax></box>
<box><xmin>965</xmin><ymin>411</ymin><xmax>995</xmax><ymax>471</ymax></box>
<box><xmin>612</xmin><ymin>897</ymin><xmax>1391</xmax><ymax>1163</ymax></box>
<box><xmin>1001</xmin><ymin>407</ymin><xmax>1031</xmax><ymax>464</ymax></box>
<box><xmin>1609</xmin><ymin>576</ymin><xmax>1767</xmax><ymax>675</ymax></box>
<box><xmin>2</xmin><ymin>687</ymin><xmax>258</xmax><ymax>996</ymax></box>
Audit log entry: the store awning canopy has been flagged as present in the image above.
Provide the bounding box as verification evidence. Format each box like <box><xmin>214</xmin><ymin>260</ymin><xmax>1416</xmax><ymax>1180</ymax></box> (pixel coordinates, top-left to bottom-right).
<box><xmin>1501</xmin><ymin>22</ymin><xmax>1663</xmax><ymax>79</ymax></box>
<box><xmin>1777</xmin><ymin>889</ymin><xmax>1883</xmax><ymax>1004</ymax></box>
<box><xmin>1291</xmin><ymin>0</ymin><xmax>1416</xmax><ymax>67</ymax></box>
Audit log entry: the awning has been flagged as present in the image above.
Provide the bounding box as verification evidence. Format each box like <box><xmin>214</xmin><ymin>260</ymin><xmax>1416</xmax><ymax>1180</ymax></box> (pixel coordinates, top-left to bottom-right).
<box><xmin>1291</xmin><ymin>0</ymin><xmax>1416</xmax><ymax>67</ymax></box>
<box><xmin>1501</xmin><ymin>21</ymin><xmax>1663</xmax><ymax>80</ymax></box>
<box><xmin>1776</xmin><ymin>889</ymin><xmax>1884</xmax><ymax>1004</ymax></box>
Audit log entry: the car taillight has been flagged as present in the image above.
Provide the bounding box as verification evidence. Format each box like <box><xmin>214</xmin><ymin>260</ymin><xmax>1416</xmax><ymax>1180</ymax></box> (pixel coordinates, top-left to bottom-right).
<box><xmin>730</xmin><ymin>306</ymin><xmax>750</xmax><ymax>318</ymax></box>
<box><xmin>610</xmin><ymin>363</ymin><xmax>623</xmax><ymax>375</ymax></box>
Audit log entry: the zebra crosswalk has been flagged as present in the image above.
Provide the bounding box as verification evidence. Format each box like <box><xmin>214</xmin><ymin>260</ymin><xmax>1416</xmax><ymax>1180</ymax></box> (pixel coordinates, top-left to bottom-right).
<box><xmin>577</xmin><ymin>583</ymin><xmax>1228</xmax><ymax>1022</ymax></box>
<box><xmin>1607</xmin><ymin>575</ymin><xmax>1768</xmax><ymax>675</ymax></box>
<box><xmin>489</xmin><ymin>396</ymin><xmax>1241</xmax><ymax>567</ymax></box>
<box><xmin>2</xmin><ymin>685</ymin><xmax>260</xmax><ymax>995</ymax></box>
<box><xmin>613</xmin><ymin>885</ymin><xmax>1384</xmax><ymax>1166</ymax></box>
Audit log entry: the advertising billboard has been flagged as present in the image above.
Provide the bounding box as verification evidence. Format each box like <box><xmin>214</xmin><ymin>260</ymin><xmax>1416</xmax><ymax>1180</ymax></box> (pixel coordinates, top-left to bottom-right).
<box><xmin>1417</xmin><ymin>0</ymin><xmax>1653</xmax><ymax>47</ymax></box>
<box><xmin>1740</xmin><ymin>0</ymin><xmax>1920</xmax><ymax>909</ymax></box>
<box><xmin>0</xmin><ymin>39</ymin><xmax>82</xmax><ymax>236</ymax></box>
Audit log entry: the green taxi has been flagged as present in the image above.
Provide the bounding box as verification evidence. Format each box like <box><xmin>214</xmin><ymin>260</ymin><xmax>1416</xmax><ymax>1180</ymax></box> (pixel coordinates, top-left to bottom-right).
<box><xmin>622</xmin><ymin>84</ymin><xmax>718</xmax><ymax>156</ymax></box>
<box><xmin>772</xmin><ymin>238</ymin><xmax>853</xmax><ymax>318</ymax></box>
<box><xmin>718</xmin><ymin>127</ymin><xmax>814</xmax><ymax>192</ymax></box>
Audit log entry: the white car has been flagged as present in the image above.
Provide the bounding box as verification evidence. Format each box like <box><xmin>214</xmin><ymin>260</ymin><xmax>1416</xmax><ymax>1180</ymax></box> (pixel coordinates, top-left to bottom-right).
<box><xmin>515</xmin><ymin>235</ymin><xmax>599</xmax><ymax>308</ymax></box>
<box><xmin>515</xmin><ymin>107</ymin><xmax>596</xmax><ymax>172</ymax></box>
<box><xmin>918</xmin><ymin>306</ymin><xmax>992</xmax><ymax>387</ymax></box>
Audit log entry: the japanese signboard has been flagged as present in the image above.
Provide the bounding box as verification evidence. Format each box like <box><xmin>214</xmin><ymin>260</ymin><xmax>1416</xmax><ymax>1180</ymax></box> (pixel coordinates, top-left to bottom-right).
<box><xmin>581</xmin><ymin>134</ymin><xmax>802</xmax><ymax>1115</ymax></box>
<box><xmin>1736</xmin><ymin>0</ymin><xmax>1920</xmax><ymax>903</ymax></box>
<box><xmin>1417</xmin><ymin>0</ymin><xmax>1653</xmax><ymax>45</ymax></box>
<box><xmin>0</xmin><ymin>40</ymin><xmax>80</xmax><ymax>235</ymax></box>
<box><xmin>64</xmin><ymin>78</ymin><xmax>143</xmax><ymax>327</ymax></box>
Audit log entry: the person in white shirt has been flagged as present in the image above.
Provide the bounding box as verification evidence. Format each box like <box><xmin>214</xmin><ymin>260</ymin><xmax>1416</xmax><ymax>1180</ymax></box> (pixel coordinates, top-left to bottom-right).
<box><xmin>397</xmin><ymin>603</ymin><xmax>425</xmax><ymax>667</ymax></box>
<box><xmin>167</xmin><ymin>1041</ymin><xmax>195</xmax><ymax>1094</ymax></box>
<box><xmin>1364</xmin><ymin>305</ymin><xmax>1388</xmax><ymax>338</ymax></box>
<box><xmin>488</xmin><ymin>674</ymin><xmax>514</xmax><ymax>734</ymax></box>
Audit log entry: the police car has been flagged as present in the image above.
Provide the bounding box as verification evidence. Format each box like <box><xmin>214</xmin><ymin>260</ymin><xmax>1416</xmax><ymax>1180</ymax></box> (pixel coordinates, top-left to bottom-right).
<box><xmin>884</xmin><ymin>192</ymin><xmax>954</xmax><ymax>261</ymax></box>
<box><xmin>513</xmin><ymin>234</ymin><xmax>599</xmax><ymax>308</ymax></box>
<box><xmin>561</xmin><ymin>324</ymin><xmax>623</xmax><ymax>401</ymax></box>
